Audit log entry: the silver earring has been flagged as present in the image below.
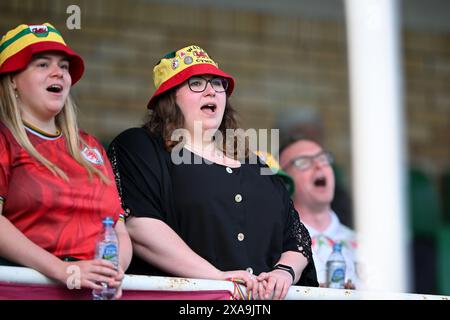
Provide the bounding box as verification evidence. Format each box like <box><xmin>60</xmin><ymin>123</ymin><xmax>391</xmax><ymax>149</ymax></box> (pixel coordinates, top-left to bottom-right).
<box><xmin>14</xmin><ymin>90</ymin><xmax>18</xmax><ymax>99</ymax></box>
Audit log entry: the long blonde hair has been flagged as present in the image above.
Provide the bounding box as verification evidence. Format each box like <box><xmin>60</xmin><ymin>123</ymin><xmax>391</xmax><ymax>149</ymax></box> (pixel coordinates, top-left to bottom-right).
<box><xmin>0</xmin><ymin>75</ymin><xmax>109</xmax><ymax>183</ymax></box>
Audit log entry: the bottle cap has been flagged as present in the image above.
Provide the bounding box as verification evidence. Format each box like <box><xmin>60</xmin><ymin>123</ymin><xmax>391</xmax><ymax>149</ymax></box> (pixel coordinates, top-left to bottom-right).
<box><xmin>102</xmin><ymin>216</ymin><xmax>114</xmax><ymax>225</ymax></box>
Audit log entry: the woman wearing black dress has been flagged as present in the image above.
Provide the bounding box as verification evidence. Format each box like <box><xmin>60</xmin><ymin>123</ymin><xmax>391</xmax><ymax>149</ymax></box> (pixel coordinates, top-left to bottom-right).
<box><xmin>108</xmin><ymin>45</ymin><xmax>318</xmax><ymax>299</ymax></box>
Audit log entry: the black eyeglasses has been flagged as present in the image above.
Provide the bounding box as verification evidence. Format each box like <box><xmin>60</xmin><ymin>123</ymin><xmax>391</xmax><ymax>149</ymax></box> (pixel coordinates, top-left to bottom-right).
<box><xmin>187</xmin><ymin>76</ymin><xmax>229</xmax><ymax>93</ymax></box>
<box><xmin>284</xmin><ymin>151</ymin><xmax>333</xmax><ymax>171</ymax></box>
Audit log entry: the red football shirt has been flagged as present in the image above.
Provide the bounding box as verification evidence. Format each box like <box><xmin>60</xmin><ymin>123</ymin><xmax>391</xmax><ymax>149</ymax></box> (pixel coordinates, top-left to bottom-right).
<box><xmin>0</xmin><ymin>122</ymin><xmax>123</xmax><ymax>260</ymax></box>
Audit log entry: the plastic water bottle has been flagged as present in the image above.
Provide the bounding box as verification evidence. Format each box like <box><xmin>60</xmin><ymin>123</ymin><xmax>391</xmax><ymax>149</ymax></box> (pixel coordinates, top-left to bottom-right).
<box><xmin>326</xmin><ymin>243</ymin><xmax>346</xmax><ymax>289</ymax></box>
<box><xmin>92</xmin><ymin>217</ymin><xmax>119</xmax><ymax>300</ymax></box>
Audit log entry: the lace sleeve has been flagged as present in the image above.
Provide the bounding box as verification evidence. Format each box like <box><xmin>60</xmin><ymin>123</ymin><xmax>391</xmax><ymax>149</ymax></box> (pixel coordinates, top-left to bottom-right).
<box><xmin>286</xmin><ymin>199</ymin><xmax>319</xmax><ymax>286</ymax></box>
<box><xmin>107</xmin><ymin>143</ymin><xmax>129</xmax><ymax>218</ymax></box>
<box><xmin>287</xmin><ymin>199</ymin><xmax>313</xmax><ymax>263</ymax></box>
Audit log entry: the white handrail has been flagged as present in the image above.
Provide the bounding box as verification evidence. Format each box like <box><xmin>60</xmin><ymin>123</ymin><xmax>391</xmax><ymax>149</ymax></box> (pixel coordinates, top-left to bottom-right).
<box><xmin>0</xmin><ymin>266</ymin><xmax>448</xmax><ymax>300</ymax></box>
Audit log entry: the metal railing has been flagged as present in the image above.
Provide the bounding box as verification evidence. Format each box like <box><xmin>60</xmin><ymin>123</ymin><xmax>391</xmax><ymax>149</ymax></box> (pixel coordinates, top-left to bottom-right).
<box><xmin>0</xmin><ymin>266</ymin><xmax>448</xmax><ymax>300</ymax></box>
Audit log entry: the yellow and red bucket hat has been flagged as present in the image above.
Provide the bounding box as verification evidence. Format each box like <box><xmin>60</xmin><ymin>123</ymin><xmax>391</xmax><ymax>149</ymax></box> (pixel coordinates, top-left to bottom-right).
<box><xmin>0</xmin><ymin>23</ymin><xmax>84</xmax><ymax>85</ymax></box>
<box><xmin>148</xmin><ymin>44</ymin><xmax>235</xmax><ymax>108</ymax></box>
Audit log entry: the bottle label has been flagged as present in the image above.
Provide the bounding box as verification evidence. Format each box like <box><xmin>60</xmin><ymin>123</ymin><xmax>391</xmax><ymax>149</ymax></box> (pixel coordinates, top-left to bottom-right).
<box><xmin>327</xmin><ymin>261</ymin><xmax>346</xmax><ymax>288</ymax></box>
<box><xmin>102</xmin><ymin>244</ymin><xmax>117</xmax><ymax>261</ymax></box>
<box><xmin>331</xmin><ymin>268</ymin><xmax>345</xmax><ymax>282</ymax></box>
<box><xmin>97</xmin><ymin>243</ymin><xmax>118</xmax><ymax>264</ymax></box>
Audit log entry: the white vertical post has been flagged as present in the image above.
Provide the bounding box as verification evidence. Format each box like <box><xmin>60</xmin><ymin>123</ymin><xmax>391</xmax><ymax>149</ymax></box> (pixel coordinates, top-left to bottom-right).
<box><xmin>344</xmin><ymin>0</ymin><xmax>409</xmax><ymax>292</ymax></box>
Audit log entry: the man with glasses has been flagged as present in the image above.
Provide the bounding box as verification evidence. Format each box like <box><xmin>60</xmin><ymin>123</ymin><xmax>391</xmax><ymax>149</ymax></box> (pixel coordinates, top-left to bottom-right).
<box><xmin>280</xmin><ymin>138</ymin><xmax>361</xmax><ymax>289</ymax></box>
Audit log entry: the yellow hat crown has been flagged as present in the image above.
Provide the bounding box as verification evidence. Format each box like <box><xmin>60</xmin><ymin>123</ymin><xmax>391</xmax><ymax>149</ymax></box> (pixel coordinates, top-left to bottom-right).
<box><xmin>0</xmin><ymin>23</ymin><xmax>65</xmax><ymax>67</ymax></box>
<box><xmin>153</xmin><ymin>45</ymin><xmax>218</xmax><ymax>90</ymax></box>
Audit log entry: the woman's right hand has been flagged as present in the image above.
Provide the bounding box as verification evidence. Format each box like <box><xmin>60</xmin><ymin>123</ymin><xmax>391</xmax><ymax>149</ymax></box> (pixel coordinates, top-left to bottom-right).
<box><xmin>57</xmin><ymin>259</ymin><xmax>120</xmax><ymax>290</ymax></box>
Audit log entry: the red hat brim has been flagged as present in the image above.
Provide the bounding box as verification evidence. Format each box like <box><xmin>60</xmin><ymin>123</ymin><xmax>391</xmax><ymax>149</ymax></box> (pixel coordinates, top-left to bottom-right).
<box><xmin>147</xmin><ymin>63</ymin><xmax>235</xmax><ymax>109</ymax></box>
<box><xmin>0</xmin><ymin>41</ymin><xmax>84</xmax><ymax>85</ymax></box>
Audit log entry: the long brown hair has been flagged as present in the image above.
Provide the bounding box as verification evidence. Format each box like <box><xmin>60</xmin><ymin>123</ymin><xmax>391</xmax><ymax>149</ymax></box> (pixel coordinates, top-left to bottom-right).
<box><xmin>144</xmin><ymin>88</ymin><xmax>248</xmax><ymax>159</ymax></box>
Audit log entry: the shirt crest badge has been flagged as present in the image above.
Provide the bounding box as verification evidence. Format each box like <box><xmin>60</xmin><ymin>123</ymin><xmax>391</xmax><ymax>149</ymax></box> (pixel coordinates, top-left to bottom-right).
<box><xmin>81</xmin><ymin>146</ymin><xmax>104</xmax><ymax>165</ymax></box>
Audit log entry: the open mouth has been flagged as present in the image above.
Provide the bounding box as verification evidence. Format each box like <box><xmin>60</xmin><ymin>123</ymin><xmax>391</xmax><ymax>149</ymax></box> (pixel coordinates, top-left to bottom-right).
<box><xmin>200</xmin><ymin>104</ymin><xmax>217</xmax><ymax>114</ymax></box>
<box><xmin>46</xmin><ymin>84</ymin><xmax>63</xmax><ymax>93</ymax></box>
<box><xmin>313</xmin><ymin>176</ymin><xmax>327</xmax><ymax>187</ymax></box>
